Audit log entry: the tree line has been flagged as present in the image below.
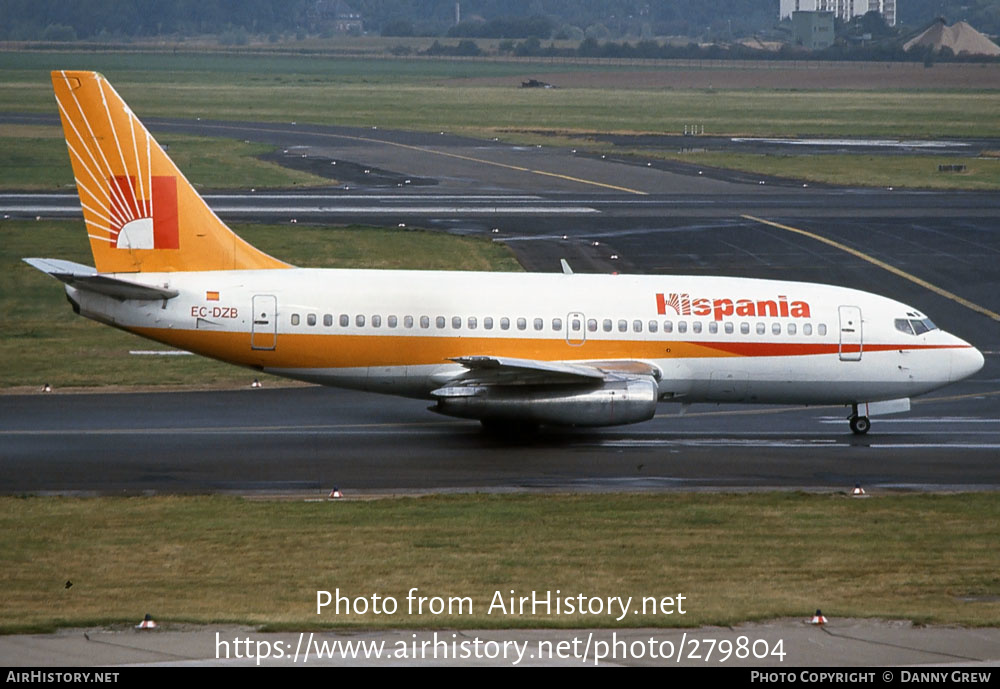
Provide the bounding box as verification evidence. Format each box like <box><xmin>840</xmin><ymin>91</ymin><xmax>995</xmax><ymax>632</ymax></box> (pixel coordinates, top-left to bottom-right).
<box><xmin>1</xmin><ymin>0</ymin><xmax>996</xmax><ymax>43</ymax></box>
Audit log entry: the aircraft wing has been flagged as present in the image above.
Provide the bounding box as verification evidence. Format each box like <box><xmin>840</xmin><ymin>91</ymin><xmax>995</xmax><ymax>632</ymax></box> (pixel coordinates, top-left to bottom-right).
<box><xmin>437</xmin><ymin>355</ymin><xmax>660</xmax><ymax>391</ymax></box>
<box><xmin>23</xmin><ymin>258</ymin><xmax>179</xmax><ymax>300</ymax></box>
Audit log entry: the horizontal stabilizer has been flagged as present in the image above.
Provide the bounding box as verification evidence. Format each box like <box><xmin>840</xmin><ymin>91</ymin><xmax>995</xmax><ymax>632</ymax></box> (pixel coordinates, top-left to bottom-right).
<box><xmin>23</xmin><ymin>258</ymin><xmax>178</xmax><ymax>300</ymax></box>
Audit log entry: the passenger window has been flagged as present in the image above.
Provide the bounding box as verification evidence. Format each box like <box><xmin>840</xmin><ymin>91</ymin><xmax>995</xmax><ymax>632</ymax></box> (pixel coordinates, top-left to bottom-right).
<box><xmin>772</xmin><ymin>322</ymin><xmax>781</xmax><ymax>335</ymax></box>
<box><xmin>307</xmin><ymin>313</ymin><xmax>316</xmax><ymax>326</ymax></box>
<box><xmin>740</xmin><ymin>322</ymin><xmax>750</xmax><ymax>334</ymax></box>
<box><xmin>692</xmin><ymin>322</ymin><xmax>702</xmax><ymax>334</ymax></box>
<box><xmin>756</xmin><ymin>323</ymin><xmax>766</xmax><ymax>335</ymax></box>
<box><xmin>436</xmin><ymin>316</ymin><xmax>445</xmax><ymax>329</ymax></box>
<box><xmin>678</xmin><ymin>321</ymin><xmax>687</xmax><ymax>333</ymax></box>
<box><xmin>818</xmin><ymin>324</ymin><xmax>827</xmax><ymax>336</ymax></box>
<box><xmin>371</xmin><ymin>315</ymin><xmax>381</xmax><ymax>328</ymax></box>
<box><xmin>588</xmin><ymin>319</ymin><xmax>597</xmax><ymax>332</ymax></box>
<box><xmin>724</xmin><ymin>322</ymin><xmax>733</xmax><ymax>334</ymax></box>
<box><xmin>803</xmin><ymin>323</ymin><xmax>812</xmax><ymax>335</ymax></box>
<box><xmin>618</xmin><ymin>319</ymin><xmax>627</xmax><ymax>333</ymax></box>
<box><xmin>788</xmin><ymin>323</ymin><xmax>796</xmax><ymax>335</ymax></box>
<box><xmin>484</xmin><ymin>317</ymin><xmax>494</xmax><ymax>330</ymax></box>
<box><xmin>633</xmin><ymin>320</ymin><xmax>643</xmax><ymax>333</ymax></box>
<box><xmin>420</xmin><ymin>316</ymin><xmax>430</xmax><ymax>329</ymax></box>
<box><xmin>571</xmin><ymin>318</ymin><xmax>582</xmax><ymax>332</ymax></box>
<box><xmin>533</xmin><ymin>318</ymin><xmax>543</xmax><ymax>331</ymax></box>
<box><xmin>356</xmin><ymin>315</ymin><xmax>365</xmax><ymax>327</ymax></box>
<box><xmin>603</xmin><ymin>319</ymin><xmax>613</xmax><ymax>332</ymax></box>
<box><xmin>552</xmin><ymin>318</ymin><xmax>562</xmax><ymax>331</ymax></box>
<box><xmin>323</xmin><ymin>314</ymin><xmax>333</xmax><ymax>327</ymax></box>
<box><xmin>468</xmin><ymin>316</ymin><xmax>477</xmax><ymax>330</ymax></box>
<box><xmin>648</xmin><ymin>320</ymin><xmax>658</xmax><ymax>333</ymax></box>
<box><xmin>291</xmin><ymin>314</ymin><xmax>300</xmax><ymax>326</ymax></box>
<box><xmin>663</xmin><ymin>321</ymin><xmax>673</xmax><ymax>333</ymax></box>
<box><xmin>388</xmin><ymin>315</ymin><xmax>397</xmax><ymax>328</ymax></box>
<box><xmin>708</xmin><ymin>322</ymin><xmax>718</xmax><ymax>334</ymax></box>
<box><xmin>517</xmin><ymin>318</ymin><xmax>526</xmax><ymax>330</ymax></box>
<box><xmin>404</xmin><ymin>315</ymin><xmax>414</xmax><ymax>328</ymax></box>
<box><xmin>501</xmin><ymin>317</ymin><xmax>510</xmax><ymax>330</ymax></box>
<box><xmin>452</xmin><ymin>316</ymin><xmax>462</xmax><ymax>329</ymax></box>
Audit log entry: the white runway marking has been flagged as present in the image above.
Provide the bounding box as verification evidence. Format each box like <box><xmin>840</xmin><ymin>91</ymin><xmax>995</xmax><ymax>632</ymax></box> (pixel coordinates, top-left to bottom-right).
<box><xmin>596</xmin><ymin>439</ymin><xmax>847</xmax><ymax>448</ymax></box>
<box><xmin>819</xmin><ymin>417</ymin><xmax>1000</xmax><ymax>424</ymax></box>
<box><xmin>1</xmin><ymin>202</ymin><xmax>599</xmax><ymax>215</ymax></box>
<box><xmin>731</xmin><ymin>137</ymin><xmax>970</xmax><ymax>149</ymax></box>
<box><xmin>203</xmin><ymin>194</ymin><xmax>545</xmax><ymax>201</ymax></box>
<box><xmin>213</xmin><ymin>206</ymin><xmax>600</xmax><ymax>215</ymax></box>
<box><xmin>875</xmin><ymin>444</ymin><xmax>1000</xmax><ymax>450</ymax></box>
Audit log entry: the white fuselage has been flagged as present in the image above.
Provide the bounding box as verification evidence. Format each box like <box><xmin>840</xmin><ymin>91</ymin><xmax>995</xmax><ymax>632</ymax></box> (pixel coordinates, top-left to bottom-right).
<box><xmin>66</xmin><ymin>268</ymin><xmax>984</xmax><ymax>408</ymax></box>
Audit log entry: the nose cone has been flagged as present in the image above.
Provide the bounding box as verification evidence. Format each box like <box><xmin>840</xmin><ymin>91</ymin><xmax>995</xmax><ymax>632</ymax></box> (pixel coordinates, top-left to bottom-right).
<box><xmin>951</xmin><ymin>343</ymin><xmax>985</xmax><ymax>382</ymax></box>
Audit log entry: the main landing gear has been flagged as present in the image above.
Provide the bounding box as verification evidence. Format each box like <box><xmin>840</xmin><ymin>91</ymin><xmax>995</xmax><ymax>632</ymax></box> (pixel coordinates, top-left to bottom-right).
<box><xmin>848</xmin><ymin>404</ymin><xmax>871</xmax><ymax>435</ymax></box>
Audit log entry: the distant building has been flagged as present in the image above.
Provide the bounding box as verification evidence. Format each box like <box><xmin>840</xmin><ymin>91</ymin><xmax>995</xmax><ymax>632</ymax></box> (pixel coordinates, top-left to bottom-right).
<box><xmin>792</xmin><ymin>11</ymin><xmax>835</xmax><ymax>50</ymax></box>
<box><xmin>780</xmin><ymin>0</ymin><xmax>896</xmax><ymax>27</ymax></box>
<box><xmin>309</xmin><ymin>0</ymin><xmax>363</xmax><ymax>34</ymax></box>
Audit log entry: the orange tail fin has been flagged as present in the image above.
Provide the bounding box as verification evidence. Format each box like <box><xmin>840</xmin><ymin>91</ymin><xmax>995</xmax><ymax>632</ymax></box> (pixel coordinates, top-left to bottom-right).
<box><xmin>51</xmin><ymin>70</ymin><xmax>289</xmax><ymax>273</ymax></box>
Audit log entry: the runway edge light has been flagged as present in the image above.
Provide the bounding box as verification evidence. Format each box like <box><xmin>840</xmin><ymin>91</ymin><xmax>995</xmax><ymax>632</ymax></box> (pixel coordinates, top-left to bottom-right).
<box><xmin>852</xmin><ymin>483</ymin><xmax>867</xmax><ymax>497</ymax></box>
<box><xmin>809</xmin><ymin>609</ymin><xmax>828</xmax><ymax>625</ymax></box>
<box><xmin>135</xmin><ymin>614</ymin><xmax>157</xmax><ymax>630</ymax></box>
<box><xmin>329</xmin><ymin>488</ymin><xmax>343</xmax><ymax>499</ymax></box>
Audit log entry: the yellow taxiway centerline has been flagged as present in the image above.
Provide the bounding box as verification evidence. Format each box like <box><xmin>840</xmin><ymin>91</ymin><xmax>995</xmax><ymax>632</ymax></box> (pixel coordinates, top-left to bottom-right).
<box><xmin>742</xmin><ymin>214</ymin><xmax>1000</xmax><ymax>323</ymax></box>
<box><xmin>188</xmin><ymin>122</ymin><xmax>648</xmax><ymax>195</ymax></box>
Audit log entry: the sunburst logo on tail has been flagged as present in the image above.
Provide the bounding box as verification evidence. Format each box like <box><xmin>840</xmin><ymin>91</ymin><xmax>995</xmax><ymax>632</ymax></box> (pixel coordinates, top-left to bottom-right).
<box><xmin>108</xmin><ymin>175</ymin><xmax>178</xmax><ymax>250</ymax></box>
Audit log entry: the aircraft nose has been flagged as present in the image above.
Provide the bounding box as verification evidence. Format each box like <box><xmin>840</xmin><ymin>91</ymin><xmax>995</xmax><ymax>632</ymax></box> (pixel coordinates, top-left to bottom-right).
<box><xmin>950</xmin><ymin>343</ymin><xmax>985</xmax><ymax>382</ymax></box>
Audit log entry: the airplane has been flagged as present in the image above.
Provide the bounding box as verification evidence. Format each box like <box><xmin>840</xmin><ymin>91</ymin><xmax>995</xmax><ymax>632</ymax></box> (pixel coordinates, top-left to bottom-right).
<box><xmin>26</xmin><ymin>70</ymin><xmax>985</xmax><ymax>434</ymax></box>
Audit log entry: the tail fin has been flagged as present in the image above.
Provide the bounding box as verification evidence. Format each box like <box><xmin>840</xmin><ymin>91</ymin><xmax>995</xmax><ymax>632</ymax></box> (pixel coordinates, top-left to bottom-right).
<box><xmin>51</xmin><ymin>70</ymin><xmax>289</xmax><ymax>273</ymax></box>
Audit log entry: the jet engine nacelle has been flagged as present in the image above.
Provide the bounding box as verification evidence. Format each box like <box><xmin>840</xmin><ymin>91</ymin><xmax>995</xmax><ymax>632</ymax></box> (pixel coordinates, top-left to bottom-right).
<box><xmin>431</xmin><ymin>377</ymin><xmax>659</xmax><ymax>427</ymax></box>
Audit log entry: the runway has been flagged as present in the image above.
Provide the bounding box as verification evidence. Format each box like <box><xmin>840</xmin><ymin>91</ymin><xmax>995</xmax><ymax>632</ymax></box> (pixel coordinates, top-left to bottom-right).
<box><xmin>2</xmin><ymin>114</ymin><xmax>998</xmax><ymax>495</ymax></box>
<box><xmin>2</xmin><ymin>380</ymin><xmax>999</xmax><ymax>495</ymax></box>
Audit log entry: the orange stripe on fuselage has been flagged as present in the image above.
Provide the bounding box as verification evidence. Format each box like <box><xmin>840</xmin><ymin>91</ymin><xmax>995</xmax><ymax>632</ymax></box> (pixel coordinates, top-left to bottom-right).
<box><xmin>129</xmin><ymin>327</ymin><xmax>969</xmax><ymax>370</ymax></box>
<box><xmin>700</xmin><ymin>341</ymin><xmax>963</xmax><ymax>357</ymax></box>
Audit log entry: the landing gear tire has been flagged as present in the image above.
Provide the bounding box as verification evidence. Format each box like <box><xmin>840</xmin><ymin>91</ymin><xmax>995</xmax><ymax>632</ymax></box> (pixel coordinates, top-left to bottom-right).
<box><xmin>849</xmin><ymin>415</ymin><xmax>871</xmax><ymax>435</ymax></box>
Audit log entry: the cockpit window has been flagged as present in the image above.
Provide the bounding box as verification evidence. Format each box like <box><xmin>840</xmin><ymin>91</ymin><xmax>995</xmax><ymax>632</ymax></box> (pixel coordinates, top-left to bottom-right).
<box><xmin>896</xmin><ymin>318</ymin><xmax>937</xmax><ymax>336</ymax></box>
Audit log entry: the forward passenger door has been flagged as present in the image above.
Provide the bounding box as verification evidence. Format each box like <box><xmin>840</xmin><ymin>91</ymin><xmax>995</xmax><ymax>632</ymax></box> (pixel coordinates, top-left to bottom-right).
<box><xmin>838</xmin><ymin>305</ymin><xmax>862</xmax><ymax>361</ymax></box>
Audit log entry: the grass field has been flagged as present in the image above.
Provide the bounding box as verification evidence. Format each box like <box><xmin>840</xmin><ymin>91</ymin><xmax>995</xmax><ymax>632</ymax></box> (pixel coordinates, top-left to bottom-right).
<box><xmin>0</xmin><ymin>220</ymin><xmax>520</xmax><ymax>389</ymax></box>
<box><xmin>2</xmin><ymin>50</ymin><xmax>999</xmax><ymax>190</ymax></box>
<box><xmin>1</xmin><ymin>52</ymin><xmax>998</xmax><ymax>139</ymax></box>
<box><xmin>1</xmin><ymin>492</ymin><xmax>997</xmax><ymax>632</ymax></box>
<box><xmin>0</xmin><ymin>125</ymin><xmax>332</xmax><ymax>190</ymax></box>
<box><xmin>662</xmin><ymin>151</ymin><xmax>1000</xmax><ymax>190</ymax></box>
